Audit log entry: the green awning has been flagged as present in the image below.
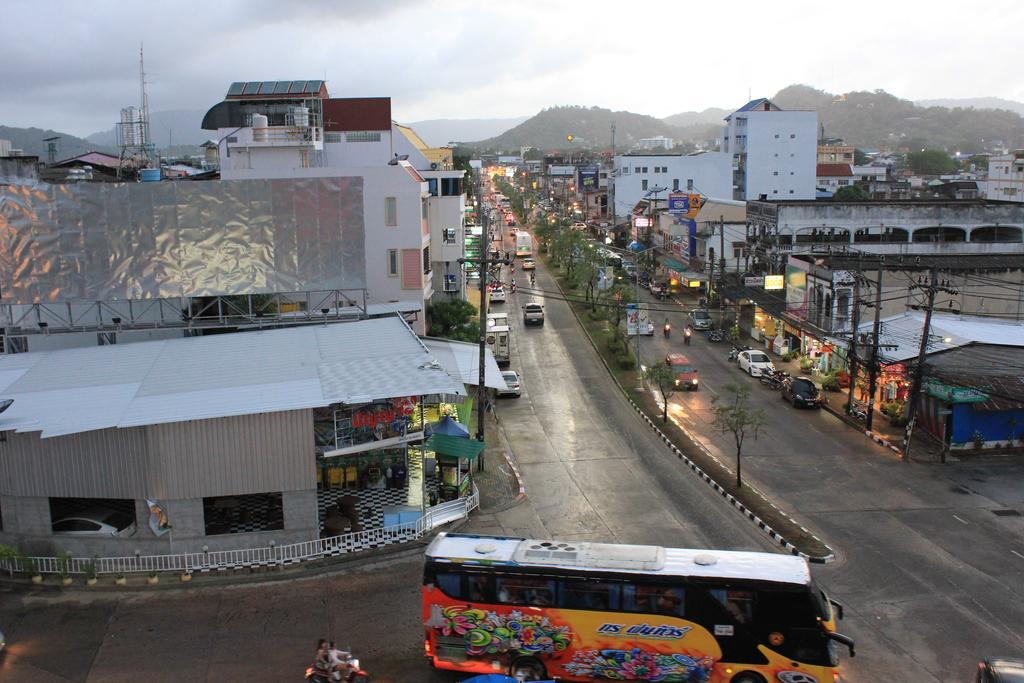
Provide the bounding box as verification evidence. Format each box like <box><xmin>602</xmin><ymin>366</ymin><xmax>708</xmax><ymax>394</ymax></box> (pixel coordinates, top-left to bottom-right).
<box><xmin>661</xmin><ymin>257</ymin><xmax>687</xmax><ymax>273</ymax></box>
<box><xmin>426</xmin><ymin>434</ymin><xmax>485</xmax><ymax>461</ymax></box>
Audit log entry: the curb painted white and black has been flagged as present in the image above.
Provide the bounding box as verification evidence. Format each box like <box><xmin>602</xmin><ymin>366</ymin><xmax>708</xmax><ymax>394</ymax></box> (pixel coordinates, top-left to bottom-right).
<box><xmin>822</xmin><ymin>403</ymin><xmax>904</xmax><ymax>457</ymax></box>
<box><xmin>550</xmin><ymin>261</ymin><xmax>836</xmax><ymax>564</ymax></box>
<box><xmin>489</xmin><ymin>404</ymin><xmax>527</xmax><ymax>503</ymax></box>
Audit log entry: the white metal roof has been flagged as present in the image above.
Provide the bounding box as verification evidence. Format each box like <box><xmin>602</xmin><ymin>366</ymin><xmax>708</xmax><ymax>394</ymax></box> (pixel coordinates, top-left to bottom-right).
<box><xmin>0</xmin><ymin>317</ymin><xmax>466</xmax><ymax>439</ymax></box>
<box><xmin>422</xmin><ymin>338</ymin><xmax>508</xmax><ymax>391</ymax></box>
<box><xmin>853</xmin><ymin>312</ymin><xmax>1024</xmax><ymax>363</ymax></box>
<box><xmin>426</xmin><ymin>533</ymin><xmax>810</xmax><ymax>586</ymax></box>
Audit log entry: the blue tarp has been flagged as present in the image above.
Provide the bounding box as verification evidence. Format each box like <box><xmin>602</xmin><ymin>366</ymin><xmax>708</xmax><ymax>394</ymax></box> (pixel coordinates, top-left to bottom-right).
<box><xmin>426</xmin><ymin>415</ymin><xmax>470</xmax><ymax>438</ymax></box>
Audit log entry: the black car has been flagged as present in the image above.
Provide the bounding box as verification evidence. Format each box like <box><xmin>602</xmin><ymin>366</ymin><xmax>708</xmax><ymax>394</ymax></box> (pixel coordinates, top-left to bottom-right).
<box><xmin>977</xmin><ymin>658</ymin><xmax>1024</xmax><ymax>683</ymax></box>
<box><xmin>781</xmin><ymin>376</ymin><xmax>821</xmax><ymax>408</ymax></box>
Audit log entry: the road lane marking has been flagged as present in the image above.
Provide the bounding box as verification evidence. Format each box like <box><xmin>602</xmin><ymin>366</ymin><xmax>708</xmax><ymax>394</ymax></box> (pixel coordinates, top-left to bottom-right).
<box><xmin>1011</xmin><ymin>549</ymin><xmax>1024</xmax><ymax>560</ymax></box>
<box><xmin>952</xmin><ymin>514</ymin><xmax>969</xmax><ymax>525</ymax></box>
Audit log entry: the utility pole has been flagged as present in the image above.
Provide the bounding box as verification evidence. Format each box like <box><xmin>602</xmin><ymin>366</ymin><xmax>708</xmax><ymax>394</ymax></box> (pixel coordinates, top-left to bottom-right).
<box><xmin>845</xmin><ymin>274</ymin><xmax>861</xmax><ymax>414</ymax></box>
<box><xmin>610</xmin><ymin>122</ymin><xmax>616</xmax><ymax>232</ymax></box>
<box><xmin>903</xmin><ymin>269</ymin><xmax>938</xmax><ymax>461</ymax></box>
<box><xmin>719</xmin><ymin>216</ymin><xmax>727</xmax><ymax>326</ymax></box>
<box><xmin>865</xmin><ymin>266</ymin><xmax>884</xmax><ymax>431</ymax></box>
<box><xmin>475</xmin><ymin>168</ymin><xmax>490</xmax><ymax>471</ymax></box>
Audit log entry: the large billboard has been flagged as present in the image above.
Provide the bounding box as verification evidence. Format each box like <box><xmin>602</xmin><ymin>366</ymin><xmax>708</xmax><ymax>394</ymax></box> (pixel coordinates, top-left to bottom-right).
<box><xmin>0</xmin><ymin>178</ymin><xmax>367</xmax><ymax>303</ymax></box>
<box><xmin>667</xmin><ymin>192</ymin><xmax>704</xmax><ymax>220</ymax></box>
<box><xmin>578</xmin><ymin>166</ymin><xmax>599</xmax><ymax>192</ymax></box>
<box><xmin>784</xmin><ymin>257</ymin><xmax>809</xmax><ymax>319</ymax></box>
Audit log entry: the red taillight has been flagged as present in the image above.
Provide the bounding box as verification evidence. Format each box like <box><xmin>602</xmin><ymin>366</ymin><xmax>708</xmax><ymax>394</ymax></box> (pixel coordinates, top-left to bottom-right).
<box><xmin>424</xmin><ymin>638</ymin><xmax>432</xmax><ymax>656</ymax></box>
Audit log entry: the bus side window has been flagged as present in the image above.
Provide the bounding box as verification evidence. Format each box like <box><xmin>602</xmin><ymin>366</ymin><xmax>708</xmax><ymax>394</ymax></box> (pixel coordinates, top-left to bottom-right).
<box><xmin>710</xmin><ymin>588</ymin><xmax>755</xmax><ymax>625</ymax></box>
<box><xmin>435</xmin><ymin>572</ymin><xmax>462</xmax><ymax>599</ymax></box>
<box><xmin>623</xmin><ymin>584</ymin><xmax>685</xmax><ymax>617</ymax></box>
<box><xmin>559</xmin><ymin>579</ymin><xmax>620</xmax><ymax>611</ymax></box>
<box><xmin>496</xmin><ymin>575</ymin><xmax>556</xmax><ymax>606</ymax></box>
<box><xmin>466</xmin><ymin>573</ymin><xmax>492</xmax><ymax>602</ymax></box>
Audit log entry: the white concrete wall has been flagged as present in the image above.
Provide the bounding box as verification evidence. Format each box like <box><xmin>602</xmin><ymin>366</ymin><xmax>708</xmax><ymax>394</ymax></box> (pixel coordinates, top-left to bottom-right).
<box><xmin>613</xmin><ymin>153</ymin><xmax>732</xmax><ymax>215</ymax></box>
<box><xmin>740</xmin><ymin>111</ymin><xmax>818</xmax><ymax>200</ymax></box>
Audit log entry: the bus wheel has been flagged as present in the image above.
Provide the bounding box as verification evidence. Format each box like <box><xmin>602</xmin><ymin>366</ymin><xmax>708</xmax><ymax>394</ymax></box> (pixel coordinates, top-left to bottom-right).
<box><xmin>509</xmin><ymin>656</ymin><xmax>547</xmax><ymax>681</ymax></box>
<box><xmin>731</xmin><ymin>672</ymin><xmax>767</xmax><ymax>683</ymax></box>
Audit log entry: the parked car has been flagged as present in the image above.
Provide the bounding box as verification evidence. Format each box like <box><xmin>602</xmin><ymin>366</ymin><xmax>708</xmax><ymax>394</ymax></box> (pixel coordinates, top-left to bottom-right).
<box><xmin>521</xmin><ymin>258</ymin><xmax>536</xmax><ymax>270</ymax></box>
<box><xmin>623</xmin><ymin>263</ymin><xmax>637</xmax><ymax>280</ymax></box>
<box><xmin>781</xmin><ymin>376</ymin><xmax>821</xmax><ymax>408</ymax></box>
<box><xmin>52</xmin><ymin>508</ymin><xmax>137</xmax><ymax>537</ymax></box>
<box><xmin>498</xmin><ymin>370</ymin><xmax>521</xmax><ymax>397</ymax></box>
<box><xmin>737</xmin><ymin>350</ymin><xmax>775</xmax><ymax>377</ymax></box>
<box><xmin>522</xmin><ymin>302</ymin><xmax>544</xmax><ymax>326</ymax></box>
<box><xmin>976</xmin><ymin>657</ymin><xmax>1024</xmax><ymax>683</ymax></box>
<box><xmin>665</xmin><ymin>353</ymin><xmax>699</xmax><ymax>390</ymax></box>
<box><xmin>688</xmin><ymin>309</ymin><xmax>713</xmax><ymax>330</ymax></box>
<box><xmin>572</xmin><ymin>221</ymin><xmax>588</xmax><ymax>231</ymax></box>
<box><xmin>489</xmin><ymin>287</ymin><xmax>506</xmax><ymax>304</ymax></box>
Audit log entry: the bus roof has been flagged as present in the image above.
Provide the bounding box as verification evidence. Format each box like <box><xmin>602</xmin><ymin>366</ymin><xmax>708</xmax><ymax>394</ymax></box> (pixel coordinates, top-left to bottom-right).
<box><xmin>425</xmin><ymin>533</ymin><xmax>810</xmax><ymax>586</ymax></box>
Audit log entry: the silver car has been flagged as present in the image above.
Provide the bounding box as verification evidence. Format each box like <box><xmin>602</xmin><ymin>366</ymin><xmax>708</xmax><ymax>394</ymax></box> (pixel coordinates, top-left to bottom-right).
<box><xmin>498</xmin><ymin>370</ymin><xmax>521</xmax><ymax>397</ymax></box>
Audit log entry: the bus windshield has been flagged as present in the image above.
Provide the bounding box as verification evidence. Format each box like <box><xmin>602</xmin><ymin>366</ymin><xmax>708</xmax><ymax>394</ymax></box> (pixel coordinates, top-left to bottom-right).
<box><xmin>422</xmin><ymin>533</ymin><xmax>853</xmax><ymax>682</ymax></box>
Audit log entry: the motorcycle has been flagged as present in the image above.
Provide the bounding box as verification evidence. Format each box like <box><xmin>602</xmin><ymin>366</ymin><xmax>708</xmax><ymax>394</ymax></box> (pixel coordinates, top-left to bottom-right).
<box><xmin>706</xmin><ymin>328</ymin><xmax>725</xmax><ymax>343</ymax></box>
<box><xmin>305</xmin><ymin>654</ymin><xmax>369</xmax><ymax>682</ymax></box>
<box><xmin>728</xmin><ymin>345</ymin><xmax>751</xmax><ymax>362</ymax></box>
<box><xmin>849</xmin><ymin>402</ymin><xmax>869</xmax><ymax>421</ymax></box>
<box><xmin>663</xmin><ymin>322</ymin><xmax>672</xmax><ymax>338</ymax></box>
<box><xmin>760</xmin><ymin>370</ymin><xmax>789</xmax><ymax>390</ymax></box>
<box><xmin>683</xmin><ymin>326</ymin><xmax>692</xmax><ymax>346</ymax></box>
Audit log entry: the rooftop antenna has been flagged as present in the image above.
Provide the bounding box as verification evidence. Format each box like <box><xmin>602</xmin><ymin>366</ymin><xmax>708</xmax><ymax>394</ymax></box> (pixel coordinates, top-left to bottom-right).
<box><xmin>116</xmin><ymin>43</ymin><xmax>156</xmax><ymax>179</ymax></box>
<box><xmin>42</xmin><ymin>136</ymin><xmax>61</xmax><ymax>164</ymax></box>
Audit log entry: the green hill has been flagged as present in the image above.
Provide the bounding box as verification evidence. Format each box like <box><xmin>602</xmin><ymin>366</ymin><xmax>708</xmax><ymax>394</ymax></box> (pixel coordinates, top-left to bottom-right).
<box><xmin>0</xmin><ymin>125</ymin><xmax>110</xmax><ymax>160</ymax></box>
<box><xmin>471</xmin><ymin>105</ymin><xmax>685</xmax><ymax>151</ymax></box>
<box><xmin>772</xmin><ymin>84</ymin><xmax>1024</xmax><ymax>151</ymax></box>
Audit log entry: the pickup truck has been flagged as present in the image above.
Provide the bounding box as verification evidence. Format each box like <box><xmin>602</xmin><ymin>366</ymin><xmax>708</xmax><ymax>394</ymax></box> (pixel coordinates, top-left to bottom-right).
<box><xmin>522</xmin><ymin>302</ymin><xmax>545</xmax><ymax>326</ymax></box>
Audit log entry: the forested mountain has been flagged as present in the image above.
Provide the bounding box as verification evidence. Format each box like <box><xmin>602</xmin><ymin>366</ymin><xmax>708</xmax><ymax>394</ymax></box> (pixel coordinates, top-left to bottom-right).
<box><xmin>0</xmin><ymin>126</ymin><xmax>105</xmax><ymax>159</ymax></box>
<box><xmin>472</xmin><ymin>105</ymin><xmax>683</xmax><ymax>151</ymax></box>
<box><xmin>773</xmin><ymin>85</ymin><xmax>1024</xmax><ymax>151</ymax></box>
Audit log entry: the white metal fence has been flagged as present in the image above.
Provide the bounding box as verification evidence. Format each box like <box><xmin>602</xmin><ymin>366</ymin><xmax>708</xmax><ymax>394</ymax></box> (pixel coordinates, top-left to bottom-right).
<box><xmin>1</xmin><ymin>489</ymin><xmax>478</xmax><ymax>577</ymax></box>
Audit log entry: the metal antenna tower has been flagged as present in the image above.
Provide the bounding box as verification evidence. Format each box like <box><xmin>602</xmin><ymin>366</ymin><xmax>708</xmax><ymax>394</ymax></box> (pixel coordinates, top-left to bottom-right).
<box><xmin>116</xmin><ymin>44</ymin><xmax>156</xmax><ymax>179</ymax></box>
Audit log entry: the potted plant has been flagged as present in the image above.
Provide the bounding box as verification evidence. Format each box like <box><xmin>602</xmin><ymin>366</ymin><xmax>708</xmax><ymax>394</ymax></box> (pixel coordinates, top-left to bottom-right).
<box><xmin>57</xmin><ymin>551</ymin><xmax>73</xmax><ymax>586</ymax></box>
<box><xmin>799</xmin><ymin>356</ymin><xmax>814</xmax><ymax>372</ymax></box>
<box><xmin>20</xmin><ymin>553</ymin><xmax>42</xmax><ymax>584</ymax></box>
<box><xmin>114</xmin><ymin>573</ymin><xmax>127</xmax><ymax>586</ymax></box>
<box><xmin>180</xmin><ymin>571</ymin><xmax>193</xmax><ymax>583</ymax></box>
<box><xmin>0</xmin><ymin>544</ymin><xmax>18</xmax><ymax>578</ymax></box>
<box><xmin>84</xmin><ymin>560</ymin><xmax>98</xmax><ymax>586</ymax></box>
<box><xmin>147</xmin><ymin>571</ymin><xmax>159</xmax><ymax>585</ymax></box>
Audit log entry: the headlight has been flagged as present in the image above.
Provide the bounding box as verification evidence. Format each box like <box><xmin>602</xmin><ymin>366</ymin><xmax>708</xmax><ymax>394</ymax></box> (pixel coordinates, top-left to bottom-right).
<box><xmin>692</xmin><ymin>379</ymin><xmax>698</xmax><ymax>384</ymax></box>
<box><xmin>674</xmin><ymin>380</ymin><xmax>680</xmax><ymax>386</ymax></box>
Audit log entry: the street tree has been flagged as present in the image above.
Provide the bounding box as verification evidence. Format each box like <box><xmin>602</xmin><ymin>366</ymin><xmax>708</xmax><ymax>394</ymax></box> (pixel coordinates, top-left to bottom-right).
<box><xmin>906</xmin><ymin>149</ymin><xmax>957</xmax><ymax>176</ymax></box>
<box><xmin>644</xmin><ymin>364</ymin><xmax>678</xmax><ymax>423</ymax></box>
<box><xmin>711</xmin><ymin>381</ymin><xmax>766</xmax><ymax>489</ymax></box>
<box><xmin>426</xmin><ymin>299</ymin><xmax>478</xmax><ymax>343</ymax></box>
<box><xmin>834</xmin><ymin>185</ymin><xmax>869</xmax><ymax>201</ymax></box>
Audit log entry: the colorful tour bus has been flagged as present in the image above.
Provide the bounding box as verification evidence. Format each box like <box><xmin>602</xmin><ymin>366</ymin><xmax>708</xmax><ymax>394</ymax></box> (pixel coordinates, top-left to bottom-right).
<box><xmin>423</xmin><ymin>533</ymin><xmax>854</xmax><ymax>682</ymax></box>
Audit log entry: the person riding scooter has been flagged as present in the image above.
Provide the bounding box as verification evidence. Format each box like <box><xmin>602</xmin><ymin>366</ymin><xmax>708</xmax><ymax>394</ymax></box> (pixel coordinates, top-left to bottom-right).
<box><xmin>684</xmin><ymin>325</ymin><xmax>693</xmax><ymax>346</ymax></box>
<box><xmin>663</xmin><ymin>318</ymin><xmax>672</xmax><ymax>338</ymax></box>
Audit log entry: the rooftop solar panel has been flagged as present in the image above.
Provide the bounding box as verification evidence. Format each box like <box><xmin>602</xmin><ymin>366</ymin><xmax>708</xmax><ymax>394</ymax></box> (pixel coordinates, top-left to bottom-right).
<box><xmin>226</xmin><ymin>82</ymin><xmax>245</xmax><ymax>96</ymax></box>
<box><xmin>274</xmin><ymin>81</ymin><xmax>291</xmax><ymax>94</ymax></box>
<box><xmin>242</xmin><ymin>81</ymin><xmax>262</xmax><ymax>95</ymax></box>
<box><xmin>288</xmin><ymin>80</ymin><xmax>307</xmax><ymax>94</ymax></box>
<box><xmin>307</xmin><ymin>80</ymin><xmax>323</xmax><ymax>93</ymax></box>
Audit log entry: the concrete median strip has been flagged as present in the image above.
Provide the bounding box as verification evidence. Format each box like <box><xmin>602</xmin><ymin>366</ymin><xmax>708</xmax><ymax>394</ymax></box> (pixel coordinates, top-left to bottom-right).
<box><xmin>547</xmin><ymin>256</ymin><xmax>835</xmax><ymax>564</ymax></box>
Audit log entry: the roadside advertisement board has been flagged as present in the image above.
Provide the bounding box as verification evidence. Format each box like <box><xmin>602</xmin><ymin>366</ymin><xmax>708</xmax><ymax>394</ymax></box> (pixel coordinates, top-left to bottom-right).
<box><xmin>784</xmin><ymin>257</ymin><xmax>809</xmax><ymax>319</ymax></box>
<box><xmin>578</xmin><ymin>166</ymin><xmax>599</xmax><ymax>192</ymax></box>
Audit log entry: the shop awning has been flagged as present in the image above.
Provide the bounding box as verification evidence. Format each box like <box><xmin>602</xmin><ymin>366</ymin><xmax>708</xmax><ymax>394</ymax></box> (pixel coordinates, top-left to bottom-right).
<box><xmin>661</xmin><ymin>257</ymin><xmax>687</xmax><ymax>273</ymax></box>
<box><xmin>426</xmin><ymin>434</ymin><xmax>485</xmax><ymax>461</ymax></box>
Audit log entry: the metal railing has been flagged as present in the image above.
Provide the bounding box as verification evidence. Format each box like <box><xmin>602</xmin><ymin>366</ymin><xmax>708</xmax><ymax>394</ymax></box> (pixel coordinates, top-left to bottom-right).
<box><xmin>0</xmin><ymin>489</ymin><xmax>478</xmax><ymax>577</ymax></box>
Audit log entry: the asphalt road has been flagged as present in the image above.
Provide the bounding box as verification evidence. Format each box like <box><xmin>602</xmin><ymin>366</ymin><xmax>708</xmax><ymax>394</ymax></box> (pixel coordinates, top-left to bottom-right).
<box><xmin>1</xmin><ymin>223</ymin><xmax>1021</xmax><ymax>682</ymax></box>
<box><xmin>618</xmin><ymin>258</ymin><xmax>1024</xmax><ymax>682</ymax></box>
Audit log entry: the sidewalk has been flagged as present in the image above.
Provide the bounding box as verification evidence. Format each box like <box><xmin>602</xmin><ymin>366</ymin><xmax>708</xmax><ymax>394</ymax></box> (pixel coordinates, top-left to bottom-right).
<box><xmin>472</xmin><ymin>407</ymin><xmax>525</xmax><ymax>512</ymax></box>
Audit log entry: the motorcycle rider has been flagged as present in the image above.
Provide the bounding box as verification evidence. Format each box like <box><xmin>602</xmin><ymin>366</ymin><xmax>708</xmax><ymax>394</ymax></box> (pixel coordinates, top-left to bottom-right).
<box><xmin>510</xmin><ymin>278</ymin><xmax>517</xmax><ymax>294</ymax></box>
<box><xmin>328</xmin><ymin>641</ymin><xmax>353</xmax><ymax>681</ymax></box>
<box><xmin>663</xmin><ymin>318</ymin><xmax>672</xmax><ymax>338</ymax></box>
<box><xmin>684</xmin><ymin>324</ymin><xmax>693</xmax><ymax>346</ymax></box>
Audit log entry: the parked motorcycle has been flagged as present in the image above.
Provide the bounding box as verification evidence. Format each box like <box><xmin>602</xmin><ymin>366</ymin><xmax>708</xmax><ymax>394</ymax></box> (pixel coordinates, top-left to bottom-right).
<box><xmin>760</xmin><ymin>370</ymin><xmax>789</xmax><ymax>390</ymax></box>
<box><xmin>728</xmin><ymin>345</ymin><xmax>751</xmax><ymax>362</ymax></box>
<box><xmin>706</xmin><ymin>328</ymin><xmax>725</xmax><ymax>343</ymax></box>
<box><xmin>849</xmin><ymin>402</ymin><xmax>869</xmax><ymax>421</ymax></box>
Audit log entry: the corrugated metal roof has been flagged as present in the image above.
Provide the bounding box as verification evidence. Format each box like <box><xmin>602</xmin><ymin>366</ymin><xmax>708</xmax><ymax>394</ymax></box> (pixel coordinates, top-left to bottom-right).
<box><xmin>0</xmin><ymin>318</ymin><xmax>465</xmax><ymax>439</ymax></box>
<box><xmin>859</xmin><ymin>312</ymin><xmax>1024</xmax><ymax>363</ymax></box>
<box><xmin>422</xmin><ymin>338</ymin><xmax>508</xmax><ymax>391</ymax></box>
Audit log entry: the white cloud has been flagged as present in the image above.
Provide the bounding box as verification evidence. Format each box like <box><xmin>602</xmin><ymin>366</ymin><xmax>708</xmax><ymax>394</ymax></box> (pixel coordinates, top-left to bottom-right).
<box><xmin>1</xmin><ymin>0</ymin><xmax>1022</xmax><ymax>137</ymax></box>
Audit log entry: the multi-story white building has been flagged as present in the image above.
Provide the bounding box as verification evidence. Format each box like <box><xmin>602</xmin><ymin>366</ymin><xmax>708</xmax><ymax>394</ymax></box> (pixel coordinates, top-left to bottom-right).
<box><xmin>635</xmin><ymin>136</ymin><xmax>675</xmax><ymax>151</ymax></box>
<box><xmin>202</xmin><ymin>83</ymin><xmax>467</xmax><ymax>328</ymax></box>
<box><xmin>984</xmin><ymin>151</ymin><xmax>1024</xmax><ymax>202</ymax></box>
<box><xmin>722</xmin><ymin>98</ymin><xmax>818</xmax><ymax>201</ymax></box>
<box><xmin>612</xmin><ymin>152</ymin><xmax>732</xmax><ymax>217</ymax></box>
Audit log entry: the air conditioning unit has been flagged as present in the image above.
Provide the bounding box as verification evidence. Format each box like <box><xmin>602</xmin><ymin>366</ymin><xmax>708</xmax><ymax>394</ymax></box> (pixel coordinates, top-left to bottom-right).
<box><xmin>430</xmin><ymin>162</ymin><xmax>439</xmax><ymax>170</ymax></box>
<box><xmin>444</xmin><ymin>274</ymin><xmax>459</xmax><ymax>292</ymax></box>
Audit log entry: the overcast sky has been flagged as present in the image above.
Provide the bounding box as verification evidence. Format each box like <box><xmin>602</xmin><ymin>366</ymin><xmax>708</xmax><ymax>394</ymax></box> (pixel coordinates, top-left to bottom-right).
<box><xmin>3</xmin><ymin>0</ymin><xmax>1023</xmax><ymax>138</ymax></box>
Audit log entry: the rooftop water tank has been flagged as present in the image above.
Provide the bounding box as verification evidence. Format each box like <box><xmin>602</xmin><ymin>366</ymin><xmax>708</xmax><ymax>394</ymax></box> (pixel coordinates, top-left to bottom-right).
<box><xmin>251</xmin><ymin>113</ymin><xmax>269</xmax><ymax>142</ymax></box>
<box><xmin>289</xmin><ymin>106</ymin><xmax>309</xmax><ymax>128</ymax></box>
